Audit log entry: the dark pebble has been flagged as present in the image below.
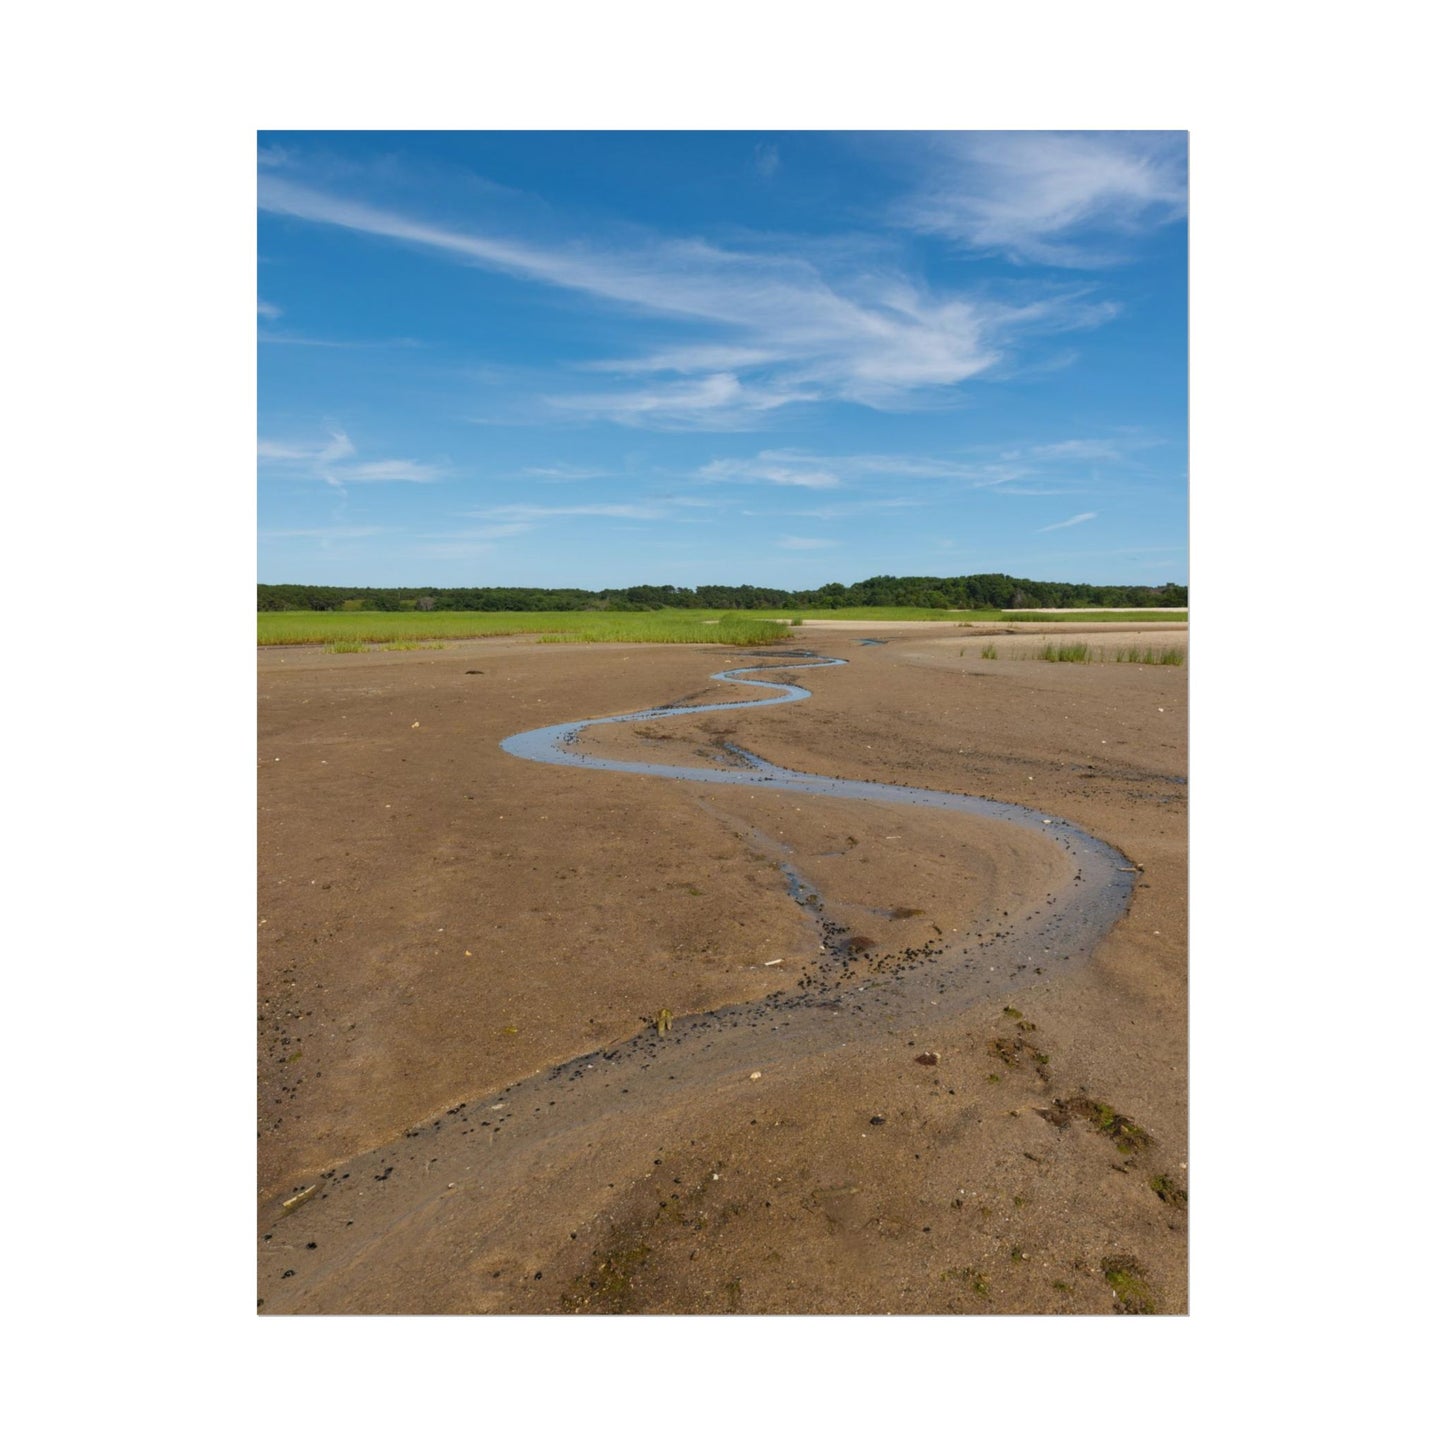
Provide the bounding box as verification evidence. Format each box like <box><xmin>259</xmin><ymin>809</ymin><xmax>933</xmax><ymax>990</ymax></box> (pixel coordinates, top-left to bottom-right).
<box><xmin>870</xmin><ymin>1115</ymin><xmax>886</xmax><ymax>1126</ymax></box>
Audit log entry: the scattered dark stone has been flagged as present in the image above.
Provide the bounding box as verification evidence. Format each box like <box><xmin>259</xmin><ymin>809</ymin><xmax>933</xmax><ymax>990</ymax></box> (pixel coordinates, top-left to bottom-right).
<box><xmin>282</xmin><ymin>1270</ymin><xmax>295</xmax><ymax>1279</ymax></box>
<box><xmin>915</xmin><ymin>1051</ymin><xmax>939</xmax><ymax>1066</ymax></box>
<box><xmin>870</xmin><ymin>1115</ymin><xmax>886</xmax><ymax>1126</ymax></box>
<box><xmin>306</xmin><ymin>1242</ymin><xmax>317</xmax><ymax>1250</ymax></box>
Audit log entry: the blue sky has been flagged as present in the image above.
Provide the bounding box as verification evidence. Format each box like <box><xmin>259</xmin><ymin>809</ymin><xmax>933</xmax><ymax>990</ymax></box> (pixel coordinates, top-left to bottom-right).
<box><xmin>258</xmin><ymin>131</ymin><xmax>1186</xmax><ymax>590</ymax></box>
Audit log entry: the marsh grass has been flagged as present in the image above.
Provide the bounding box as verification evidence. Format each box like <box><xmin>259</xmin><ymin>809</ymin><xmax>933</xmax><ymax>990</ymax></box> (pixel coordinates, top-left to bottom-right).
<box><xmin>980</xmin><ymin>643</ymin><xmax>998</xmax><ymax>660</ymax></box>
<box><xmin>262</xmin><ymin>603</ymin><xmax>1187</xmax><ymax>645</ymax></box>
<box><xmin>535</xmin><ymin>614</ymin><xmax>790</xmax><ymax>645</ymax></box>
<box><xmin>1115</xmin><ymin>644</ymin><xmax>1185</xmax><ymax>665</ymax></box>
<box><xmin>1037</xmin><ymin>640</ymin><xmax>1093</xmax><ymax>663</ymax></box>
<box><xmin>1009</xmin><ymin>640</ymin><xmax>1186</xmax><ymax>665</ymax></box>
<box><xmin>262</xmin><ymin>609</ymin><xmax>790</xmax><ymax>647</ymax></box>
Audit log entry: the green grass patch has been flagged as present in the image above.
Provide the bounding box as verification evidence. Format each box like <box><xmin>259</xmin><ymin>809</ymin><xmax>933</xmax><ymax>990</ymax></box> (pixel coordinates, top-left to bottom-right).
<box><xmin>260</xmin><ymin>609</ymin><xmax>790</xmax><ymax>647</ymax></box>
<box><xmin>1115</xmin><ymin>644</ymin><xmax>1185</xmax><ymax>665</ymax></box>
<box><xmin>264</xmin><ymin>604</ymin><xmax>1187</xmax><ymax>647</ymax></box>
<box><xmin>539</xmin><ymin>613</ymin><xmax>791</xmax><ymax>645</ymax></box>
<box><xmin>1000</xmin><ymin>640</ymin><xmax>1187</xmax><ymax>665</ymax></box>
<box><xmin>1036</xmin><ymin>640</ymin><xmax>1093</xmax><ymax>663</ymax></box>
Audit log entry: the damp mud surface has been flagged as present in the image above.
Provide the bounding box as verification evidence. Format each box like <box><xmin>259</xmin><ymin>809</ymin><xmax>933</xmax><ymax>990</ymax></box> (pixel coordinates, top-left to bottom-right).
<box><xmin>258</xmin><ymin>622</ymin><xmax>1187</xmax><ymax>1314</ymax></box>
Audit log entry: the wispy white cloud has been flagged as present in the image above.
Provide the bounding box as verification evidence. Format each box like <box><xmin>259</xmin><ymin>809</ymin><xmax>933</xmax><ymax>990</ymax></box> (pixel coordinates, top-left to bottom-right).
<box><xmin>409</xmin><ymin>524</ymin><xmax>533</xmax><ymax>557</ymax></box>
<box><xmin>754</xmin><ymin>142</ymin><xmax>780</xmax><ymax>179</ymax></box>
<box><xmin>258</xmin><ymin>430</ymin><xmax>355</xmax><ymax>466</ymax></box>
<box><xmin>676</xmin><ymin>437</ymin><xmax>1158</xmax><ymax>521</ymax></box>
<box><xmin>547</xmin><ymin>374</ymin><xmax>816</xmax><ymax>431</ymax></box>
<box><xmin>260</xmin><ymin>525</ymin><xmax>385</xmax><ymax>540</ymax></box>
<box><xmin>443</xmin><ymin>523</ymin><xmax>533</xmax><ymax>539</ymax></box>
<box><xmin>470</xmin><ymin>503</ymin><xmax>666</xmax><ymax>522</ymax></box>
<box><xmin>991</xmin><ymin>485</ymin><xmax>1077</xmax><ymax>497</ymax></box>
<box><xmin>257</xmin><ymin>172</ymin><xmax>1113</xmax><ymax>427</ymax></box>
<box><xmin>697</xmin><ymin>448</ymin><xmax>1028</xmax><ymax>490</ymax></box>
<box><xmin>583</xmin><ymin>344</ymin><xmax>779</xmax><ymax>377</ymax></box>
<box><xmin>1027</xmin><ymin>438</ymin><xmax>1122</xmax><ymax>460</ymax></box>
<box><xmin>257</xmin><ymin>298</ymin><xmax>282</xmax><ymax>321</ymax></box>
<box><xmin>700</xmin><ymin>452</ymin><xmax>843</xmax><ymax>489</ymax></box>
<box><xmin>777</xmin><ymin>496</ymin><xmax>930</xmax><ymax>519</ymax></box>
<box><xmin>1039</xmin><ymin>511</ymin><xmax>1099</xmax><ymax>532</ymax></box>
<box><xmin>256</xmin><ymin>331</ymin><xmax>426</xmax><ymax>350</ymax></box>
<box><xmin>335</xmin><ymin>459</ymin><xmax>443</xmax><ymax>483</ymax></box>
<box><xmin>257</xmin><ymin>429</ymin><xmax>443</xmax><ymax>492</ymax></box>
<box><xmin>776</xmin><ymin>536</ymin><xmax>837</xmax><ymax>550</ymax></box>
<box><xmin>898</xmin><ymin>132</ymin><xmax>1186</xmax><ymax>267</ymax></box>
<box><xmin>519</xmin><ymin>463</ymin><xmax>610</xmax><ymax>481</ymax></box>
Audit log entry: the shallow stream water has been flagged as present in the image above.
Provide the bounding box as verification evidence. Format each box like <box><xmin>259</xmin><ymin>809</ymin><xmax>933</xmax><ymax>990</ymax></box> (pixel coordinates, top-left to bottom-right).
<box><xmin>501</xmin><ymin>652</ymin><xmax>1133</xmax><ymax>940</ymax></box>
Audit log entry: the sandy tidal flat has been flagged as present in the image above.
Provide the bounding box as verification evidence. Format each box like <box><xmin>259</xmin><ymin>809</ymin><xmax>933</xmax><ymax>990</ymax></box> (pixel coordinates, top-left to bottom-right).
<box><xmin>257</xmin><ymin>623</ymin><xmax>1187</xmax><ymax>1314</ymax></box>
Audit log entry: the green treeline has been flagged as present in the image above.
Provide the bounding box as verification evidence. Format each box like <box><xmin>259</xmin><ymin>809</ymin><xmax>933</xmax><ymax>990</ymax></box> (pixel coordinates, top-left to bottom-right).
<box><xmin>258</xmin><ymin>575</ymin><xmax>1186</xmax><ymax>613</ymax></box>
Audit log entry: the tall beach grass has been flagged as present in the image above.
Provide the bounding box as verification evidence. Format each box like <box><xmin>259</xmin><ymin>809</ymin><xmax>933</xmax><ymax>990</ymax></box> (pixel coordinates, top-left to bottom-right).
<box><xmin>1030</xmin><ymin>640</ymin><xmax>1186</xmax><ymax>665</ymax></box>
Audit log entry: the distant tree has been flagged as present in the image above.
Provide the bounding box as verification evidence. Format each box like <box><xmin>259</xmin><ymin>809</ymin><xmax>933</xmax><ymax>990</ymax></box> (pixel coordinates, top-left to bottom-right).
<box><xmin>256</xmin><ymin>573</ymin><xmax>1186</xmax><ymax>614</ymax></box>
